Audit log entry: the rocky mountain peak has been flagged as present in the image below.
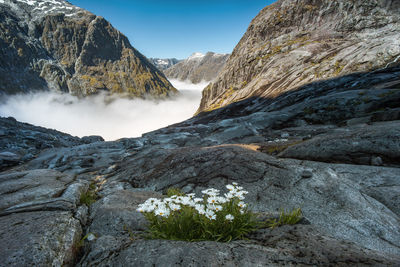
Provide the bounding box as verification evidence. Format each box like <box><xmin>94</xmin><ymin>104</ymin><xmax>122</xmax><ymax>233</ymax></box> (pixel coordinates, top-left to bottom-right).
<box><xmin>164</xmin><ymin>51</ymin><xmax>230</xmax><ymax>84</ymax></box>
<box><xmin>149</xmin><ymin>57</ymin><xmax>181</xmax><ymax>71</ymax></box>
<box><xmin>197</xmin><ymin>0</ymin><xmax>400</xmax><ymax>113</ymax></box>
<box><xmin>0</xmin><ymin>0</ymin><xmax>176</xmax><ymax>97</ymax></box>
<box><xmin>187</xmin><ymin>52</ymin><xmax>205</xmax><ymax>61</ymax></box>
<box><xmin>0</xmin><ymin>0</ymin><xmax>85</xmax><ymax>19</ymax></box>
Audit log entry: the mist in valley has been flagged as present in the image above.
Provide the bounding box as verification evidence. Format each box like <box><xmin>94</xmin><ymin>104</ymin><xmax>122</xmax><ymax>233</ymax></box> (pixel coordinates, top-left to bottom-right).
<box><xmin>0</xmin><ymin>80</ymin><xmax>210</xmax><ymax>141</ymax></box>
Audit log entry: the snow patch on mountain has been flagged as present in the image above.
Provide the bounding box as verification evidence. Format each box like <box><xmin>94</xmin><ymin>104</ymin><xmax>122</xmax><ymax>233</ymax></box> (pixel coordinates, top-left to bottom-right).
<box><xmin>0</xmin><ymin>0</ymin><xmax>84</xmax><ymax>19</ymax></box>
<box><xmin>187</xmin><ymin>52</ymin><xmax>205</xmax><ymax>61</ymax></box>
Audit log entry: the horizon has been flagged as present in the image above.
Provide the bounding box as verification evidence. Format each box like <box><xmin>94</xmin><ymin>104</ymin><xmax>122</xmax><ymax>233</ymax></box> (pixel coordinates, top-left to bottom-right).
<box><xmin>68</xmin><ymin>0</ymin><xmax>275</xmax><ymax>59</ymax></box>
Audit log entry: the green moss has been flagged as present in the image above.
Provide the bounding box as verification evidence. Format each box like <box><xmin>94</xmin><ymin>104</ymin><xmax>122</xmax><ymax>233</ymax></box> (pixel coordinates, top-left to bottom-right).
<box><xmin>204</xmin><ymin>86</ymin><xmax>236</xmax><ymax>112</ymax></box>
<box><xmin>265</xmin><ymin>208</ymin><xmax>302</xmax><ymax>229</ymax></box>
<box><xmin>166</xmin><ymin>187</ymin><xmax>185</xmax><ymax>197</ymax></box>
<box><xmin>333</xmin><ymin>60</ymin><xmax>345</xmax><ymax>76</ymax></box>
<box><xmin>79</xmin><ymin>183</ymin><xmax>98</xmax><ymax>206</ymax></box>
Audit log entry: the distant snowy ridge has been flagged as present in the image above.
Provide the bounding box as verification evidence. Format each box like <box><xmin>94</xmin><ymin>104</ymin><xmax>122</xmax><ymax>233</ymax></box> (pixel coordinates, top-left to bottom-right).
<box><xmin>187</xmin><ymin>52</ymin><xmax>205</xmax><ymax>61</ymax></box>
<box><xmin>164</xmin><ymin>52</ymin><xmax>230</xmax><ymax>84</ymax></box>
<box><xmin>0</xmin><ymin>0</ymin><xmax>84</xmax><ymax>19</ymax></box>
<box><xmin>149</xmin><ymin>58</ymin><xmax>181</xmax><ymax>71</ymax></box>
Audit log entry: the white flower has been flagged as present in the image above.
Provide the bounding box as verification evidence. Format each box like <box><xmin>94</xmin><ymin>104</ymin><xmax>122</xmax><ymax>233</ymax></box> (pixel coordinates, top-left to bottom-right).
<box><xmin>193</xmin><ymin>198</ymin><xmax>203</xmax><ymax>203</ymax></box>
<box><xmin>205</xmin><ymin>209</ymin><xmax>216</xmax><ymax>220</ymax></box>
<box><xmin>232</xmin><ymin>182</ymin><xmax>238</xmax><ymax>185</ymax></box>
<box><xmin>195</xmin><ymin>204</ymin><xmax>206</xmax><ymax>215</ymax></box>
<box><xmin>155</xmin><ymin>206</ymin><xmax>170</xmax><ymax>217</ymax></box>
<box><xmin>201</xmin><ymin>188</ymin><xmax>220</xmax><ymax>196</ymax></box>
<box><xmin>163</xmin><ymin>198</ymin><xmax>173</xmax><ymax>203</ymax></box>
<box><xmin>224</xmin><ymin>192</ymin><xmax>235</xmax><ymax>199</ymax></box>
<box><xmin>226</xmin><ymin>184</ymin><xmax>235</xmax><ymax>191</ymax></box>
<box><xmin>137</xmin><ymin>203</ymin><xmax>156</xmax><ymax>213</ymax></box>
<box><xmin>216</xmin><ymin>196</ymin><xmax>227</xmax><ymax>203</ymax></box>
<box><xmin>238</xmin><ymin>201</ymin><xmax>247</xmax><ymax>209</ymax></box>
<box><xmin>207</xmin><ymin>196</ymin><xmax>227</xmax><ymax>204</ymax></box>
<box><xmin>175</xmin><ymin>196</ymin><xmax>184</xmax><ymax>203</ymax></box>
<box><xmin>187</xmin><ymin>193</ymin><xmax>196</xmax><ymax>198</ymax></box>
<box><xmin>207</xmin><ymin>196</ymin><xmax>218</xmax><ymax>204</ymax></box>
<box><xmin>225</xmin><ymin>214</ymin><xmax>234</xmax><ymax>221</ymax></box>
<box><xmin>136</xmin><ymin>206</ymin><xmax>145</xmax><ymax>213</ymax></box>
<box><xmin>207</xmin><ymin>204</ymin><xmax>223</xmax><ymax>212</ymax></box>
<box><xmin>169</xmin><ymin>203</ymin><xmax>181</xmax><ymax>211</ymax></box>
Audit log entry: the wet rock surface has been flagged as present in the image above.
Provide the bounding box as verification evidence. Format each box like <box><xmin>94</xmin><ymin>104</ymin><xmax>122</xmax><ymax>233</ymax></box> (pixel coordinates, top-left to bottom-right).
<box><xmin>0</xmin><ymin>116</ymin><xmax>103</xmax><ymax>170</ymax></box>
<box><xmin>1</xmin><ymin>71</ymin><xmax>399</xmax><ymax>266</ymax></box>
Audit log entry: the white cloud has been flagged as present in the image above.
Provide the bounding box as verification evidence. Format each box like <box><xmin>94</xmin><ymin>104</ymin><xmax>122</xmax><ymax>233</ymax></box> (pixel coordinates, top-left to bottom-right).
<box><xmin>0</xmin><ymin>80</ymin><xmax>209</xmax><ymax>141</ymax></box>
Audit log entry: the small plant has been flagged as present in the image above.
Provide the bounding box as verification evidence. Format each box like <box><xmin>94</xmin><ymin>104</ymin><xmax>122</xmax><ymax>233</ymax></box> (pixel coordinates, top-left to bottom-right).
<box><xmin>166</xmin><ymin>187</ymin><xmax>184</xmax><ymax>197</ymax></box>
<box><xmin>72</xmin><ymin>233</ymin><xmax>96</xmax><ymax>257</ymax></box>
<box><xmin>265</xmin><ymin>208</ymin><xmax>302</xmax><ymax>229</ymax></box>
<box><xmin>123</xmin><ymin>225</ymin><xmax>135</xmax><ymax>241</ymax></box>
<box><xmin>137</xmin><ymin>183</ymin><xmax>259</xmax><ymax>242</ymax></box>
<box><xmin>79</xmin><ymin>183</ymin><xmax>98</xmax><ymax>205</ymax></box>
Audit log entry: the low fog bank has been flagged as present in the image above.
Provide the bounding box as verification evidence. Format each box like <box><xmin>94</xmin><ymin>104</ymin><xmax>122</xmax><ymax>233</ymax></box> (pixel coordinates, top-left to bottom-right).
<box><xmin>0</xmin><ymin>79</ymin><xmax>210</xmax><ymax>141</ymax></box>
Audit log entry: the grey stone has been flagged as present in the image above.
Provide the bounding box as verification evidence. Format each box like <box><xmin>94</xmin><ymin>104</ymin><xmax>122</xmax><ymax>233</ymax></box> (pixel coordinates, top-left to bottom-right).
<box><xmin>301</xmin><ymin>170</ymin><xmax>313</xmax><ymax>178</ymax></box>
<box><xmin>371</xmin><ymin>156</ymin><xmax>383</xmax><ymax>166</ymax></box>
<box><xmin>0</xmin><ymin>169</ymin><xmax>75</xmax><ymax>211</ymax></box>
<box><xmin>108</xmin><ymin>144</ymin><xmax>400</xmax><ymax>256</ymax></box>
<box><xmin>75</xmin><ymin>205</ymin><xmax>89</xmax><ymax>225</ymax></box>
<box><xmin>0</xmin><ymin>211</ymin><xmax>82</xmax><ymax>266</ymax></box>
<box><xmin>86</xmin><ymin>226</ymin><xmax>399</xmax><ymax>266</ymax></box>
<box><xmin>0</xmin><ymin>152</ymin><xmax>19</xmax><ymax>161</ymax></box>
<box><xmin>346</xmin><ymin>116</ymin><xmax>371</xmax><ymax>126</ymax></box>
<box><xmin>279</xmin><ymin>121</ymin><xmax>400</xmax><ymax>167</ymax></box>
<box><xmin>81</xmin><ymin>136</ymin><xmax>105</xmax><ymax>144</ymax></box>
<box><xmin>89</xmin><ymin>190</ymin><xmax>162</xmax><ymax>237</ymax></box>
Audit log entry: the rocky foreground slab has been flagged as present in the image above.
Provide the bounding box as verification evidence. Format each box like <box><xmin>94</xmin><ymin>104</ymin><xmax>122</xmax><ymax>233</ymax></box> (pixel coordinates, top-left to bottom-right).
<box><xmin>0</xmin><ymin>66</ymin><xmax>399</xmax><ymax>265</ymax></box>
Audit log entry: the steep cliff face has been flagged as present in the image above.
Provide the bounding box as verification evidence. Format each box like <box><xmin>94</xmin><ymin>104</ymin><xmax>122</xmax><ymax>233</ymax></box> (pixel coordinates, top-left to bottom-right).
<box><xmin>197</xmin><ymin>0</ymin><xmax>400</xmax><ymax>113</ymax></box>
<box><xmin>0</xmin><ymin>0</ymin><xmax>176</xmax><ymax>97</ymax></box>
<box><xmin>164</xmin><ymin>52</ymin><xmax>229</xmax><ymax>84</ymax></box>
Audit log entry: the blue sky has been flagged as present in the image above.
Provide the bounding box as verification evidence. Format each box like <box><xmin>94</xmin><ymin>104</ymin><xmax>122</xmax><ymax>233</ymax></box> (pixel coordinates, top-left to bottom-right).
<box><xmin>69</xmin><ymin>0</ymin><xmax>275</xmax><ymax>59</ymax></box>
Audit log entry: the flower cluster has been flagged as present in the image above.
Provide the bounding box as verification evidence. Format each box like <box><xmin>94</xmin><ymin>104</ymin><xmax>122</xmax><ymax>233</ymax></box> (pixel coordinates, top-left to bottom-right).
<box><xmin>137</xmin><ymin>183</ymin><xmax>256</xmax><ymax>242</ymax></box>
<box><xmin>137</xmin><ymin>183</ymin><xmax>248</xmax><ymax>222</ymax></box>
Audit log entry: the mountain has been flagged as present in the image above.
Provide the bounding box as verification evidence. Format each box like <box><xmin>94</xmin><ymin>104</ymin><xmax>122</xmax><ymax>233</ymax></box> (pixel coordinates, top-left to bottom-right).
<box><xmin>0</xmin><ymin>0</ymin><xmax>176</xmax><ymax>97</ymax></box>
<box><xmin>1</xmin><ymin>0</ymin><xmax>400</xmax><ymax>266</ymax></box>
<box><xmin>197</xmin><ymin>0</ymin><xmax>400</xmax><ymax>113</ymax></box>
<box><xmin>164</xmin><ymin>52</ymin><xmax>229</xmax><ymax>84</ymax></box>
<box><xmin>149</xmin><ymin>58</ymin><xmax>181</xmax><ymax>71</ymax></box>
